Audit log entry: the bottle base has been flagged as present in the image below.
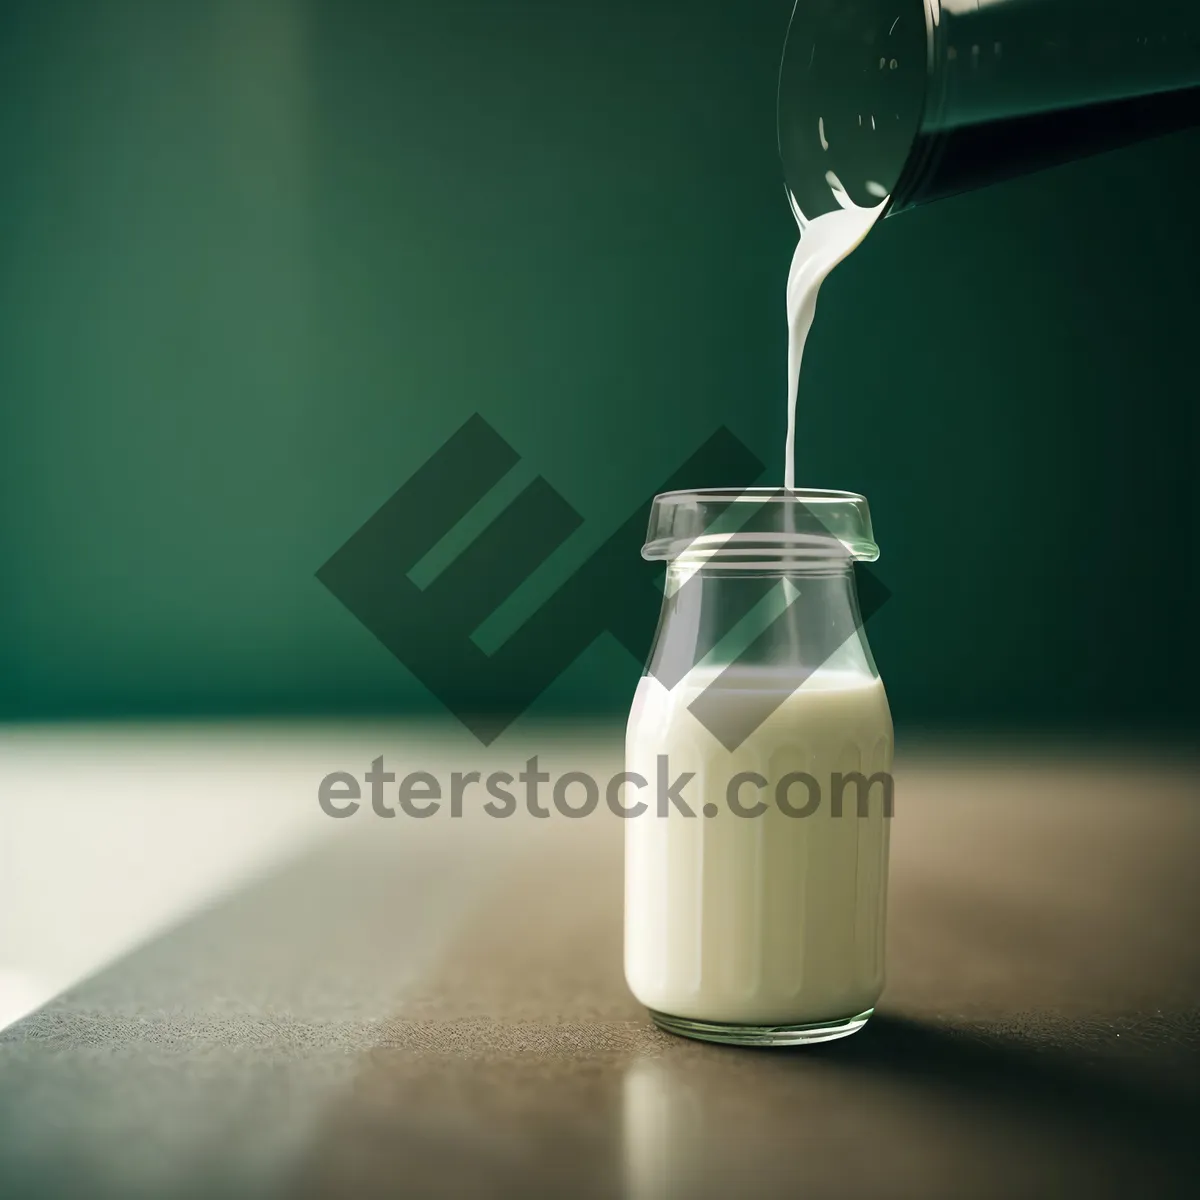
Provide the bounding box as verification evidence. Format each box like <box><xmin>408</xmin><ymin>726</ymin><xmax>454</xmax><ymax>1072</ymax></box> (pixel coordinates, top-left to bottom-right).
<box><xmin>649</xmin><ymin>1007</ymin><xmax>874</xmax><ymax>1047</ymax></box>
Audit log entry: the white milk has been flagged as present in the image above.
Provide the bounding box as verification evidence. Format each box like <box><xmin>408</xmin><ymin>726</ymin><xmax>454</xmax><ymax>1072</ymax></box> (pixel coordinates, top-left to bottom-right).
<box><xmin>625</xmin><ymin>666</ymin><xmax>893</xmax><ymax>1026</ymax></box>
<box><xmin>784</xmin><ymin>196</ymin><xmax>885</xmax><ymax>490</ymax></box>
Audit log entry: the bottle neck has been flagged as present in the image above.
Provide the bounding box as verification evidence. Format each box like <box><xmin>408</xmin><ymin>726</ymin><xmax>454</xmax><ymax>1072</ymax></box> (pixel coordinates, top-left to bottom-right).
<box><xmin>646</xmin><ymin>563</ymin><xmax>877</xmax><ymax>691</ymax></box>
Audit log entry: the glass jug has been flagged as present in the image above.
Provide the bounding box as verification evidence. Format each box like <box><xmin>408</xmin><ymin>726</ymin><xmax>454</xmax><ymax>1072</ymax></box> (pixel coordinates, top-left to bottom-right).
<box><xmin>779</xmin><ymin>0</ymin><xmax>1200</xmax><ymax>223</ymax></box>
<box><xmin>624</xmin><ymin>488</ymin><xmax>894</xmax><ymax>1046</ymax></box>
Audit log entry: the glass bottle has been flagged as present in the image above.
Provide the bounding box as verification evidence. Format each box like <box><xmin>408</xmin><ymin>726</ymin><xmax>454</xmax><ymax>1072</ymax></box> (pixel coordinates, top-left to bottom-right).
<box><xmin>624</xmin><ymin>488</ymin><xmax>893</xmax><ymax>1046</ymax></box>
<box><xmin>779</xmin><ymin>0</ymin><xmax>1200</xmax><ymax>224</ymax></box>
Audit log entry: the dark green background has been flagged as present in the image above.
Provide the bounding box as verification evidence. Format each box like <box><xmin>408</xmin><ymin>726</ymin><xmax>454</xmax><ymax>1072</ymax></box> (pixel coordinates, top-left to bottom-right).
<box><xmin>1</xmin><ymin>0</ymin><xmax>1196</xmax><ymax>733</ymax></box>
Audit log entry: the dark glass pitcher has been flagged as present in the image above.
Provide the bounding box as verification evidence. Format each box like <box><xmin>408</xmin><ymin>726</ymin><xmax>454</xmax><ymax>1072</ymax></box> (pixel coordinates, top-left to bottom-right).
<box><xmin>779</xmin><ymin>0</ymin><xmax>1200</xmax><ymax>222</ymax></box>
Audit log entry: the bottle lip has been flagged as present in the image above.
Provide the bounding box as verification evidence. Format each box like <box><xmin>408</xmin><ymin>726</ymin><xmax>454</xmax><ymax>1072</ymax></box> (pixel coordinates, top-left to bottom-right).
<box><xmin>642</xmin><ymin>487</ymin><xmax>880</xmax><ymax>565</ymax></box>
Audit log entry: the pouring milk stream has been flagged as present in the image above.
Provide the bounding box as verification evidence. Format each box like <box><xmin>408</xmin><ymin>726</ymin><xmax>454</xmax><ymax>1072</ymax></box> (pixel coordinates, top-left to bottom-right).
<box><xmin>784</xmin><ymin>183</ymin><xmax>885</xmax><ymax>490</ymax></box>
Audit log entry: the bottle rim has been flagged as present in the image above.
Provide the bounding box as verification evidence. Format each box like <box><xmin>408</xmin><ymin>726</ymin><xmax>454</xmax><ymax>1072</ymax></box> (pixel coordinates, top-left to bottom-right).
<box><xmin>642</xmin><ymin>487</ymin><xmax>880</xmax><ymax>566</ymax></box>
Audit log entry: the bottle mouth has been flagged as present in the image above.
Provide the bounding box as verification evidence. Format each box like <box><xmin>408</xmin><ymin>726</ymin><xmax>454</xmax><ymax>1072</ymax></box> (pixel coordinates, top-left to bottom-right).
<box><xmin>642</xmin><ymin>488</ymin><xmax>879</xmax><ymax>567</ymax></box>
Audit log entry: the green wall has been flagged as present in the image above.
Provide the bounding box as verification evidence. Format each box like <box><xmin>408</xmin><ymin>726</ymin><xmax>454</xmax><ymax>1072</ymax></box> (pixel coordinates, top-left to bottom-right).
<box><xmin>1</xmin><ymin>0</ymin><xmax>1197</xmax><ymax>732</ymax></box>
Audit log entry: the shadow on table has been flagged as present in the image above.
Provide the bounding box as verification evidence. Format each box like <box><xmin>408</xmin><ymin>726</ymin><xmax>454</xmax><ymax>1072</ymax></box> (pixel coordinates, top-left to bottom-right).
<box><xmin>621</xmin><ymin>1010</ymin><xmax>1200</xmax><ymax>1199</ymax></box>
<box><xmin>814</xmin><ymin>1010</ymin><xmax>1200</xmax><ymax>1115</ymax></box>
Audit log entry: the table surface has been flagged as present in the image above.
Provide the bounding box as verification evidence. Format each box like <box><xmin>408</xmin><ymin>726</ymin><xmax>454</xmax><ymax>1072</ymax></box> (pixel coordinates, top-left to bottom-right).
<box><xmin>2</xmin><ymin>726</ymin><xmax>1199</xmax><ymax>1199</ymax></box>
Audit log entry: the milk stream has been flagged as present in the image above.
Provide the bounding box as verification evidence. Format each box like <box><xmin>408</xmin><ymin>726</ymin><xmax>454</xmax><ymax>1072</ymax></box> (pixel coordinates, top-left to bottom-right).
<box><xmin>784</xmin><ymin>193</ymin><xmax>886</xmax><ymax>491</ymax></box>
